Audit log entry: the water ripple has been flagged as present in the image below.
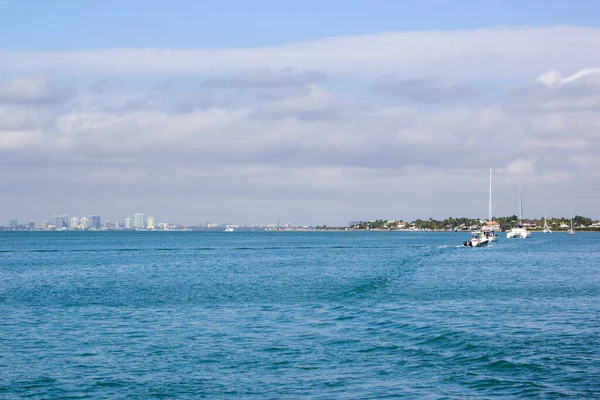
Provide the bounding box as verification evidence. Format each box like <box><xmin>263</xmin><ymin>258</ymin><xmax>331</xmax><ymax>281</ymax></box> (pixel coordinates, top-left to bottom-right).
<box><xmin>0</xmin><ymin>231</ymin><xmax>599</xmax><ymax>398</ymax></box>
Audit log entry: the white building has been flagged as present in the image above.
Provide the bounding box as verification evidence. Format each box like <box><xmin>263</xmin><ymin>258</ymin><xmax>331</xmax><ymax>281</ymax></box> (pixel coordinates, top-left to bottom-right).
<box><xmin>70</xmin><ymin>217</ymin><xmax>79</xmax><ymax>229</ymax></box>
<box><xmin>146</xmin><ymin>216</ymin><xmax>155</xmax><ymax>230</ymax></box>
<box><xmin>134</xmin><ymin>213</ymin><xmax>145</xmax><ymax>229</ymax></box>
<box><xmin>125</xmin><ymin>218</ymin><xmax>132</xmax><ymax>229</ymax></box>
<box><xmin>80</xmin><ymin>216</ymin><xmax>89</xmax><ymax>230</ymax></box>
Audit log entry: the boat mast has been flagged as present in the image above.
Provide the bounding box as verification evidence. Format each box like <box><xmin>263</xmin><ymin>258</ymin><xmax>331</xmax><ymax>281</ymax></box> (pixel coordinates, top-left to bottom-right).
<box><xmin>488</xmin><ymin>167</ymin><xmax>492</xmax><ymax>226</ymax></box>
<box><xmin>518</xmin><ymin>180</ymin><xmax>523</xmax><ymax>226</ymax></box>
<box><xmin>570</xmin><ymin>207</ymin><xmax>573</xmax><ymax>230</ymax></box>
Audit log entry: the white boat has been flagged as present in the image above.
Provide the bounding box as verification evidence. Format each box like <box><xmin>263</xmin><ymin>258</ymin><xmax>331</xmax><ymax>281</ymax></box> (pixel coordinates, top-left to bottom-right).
<box><xmin>506</xmin><ymin>180</ymin><xmax>531</xmax><ymax>239</ymax></box>
<box><xmin>542</xmin><ymin>213</ymin><xmax>552</xmax><ymax>233</ymax></box>
<box><xmin>481</xmin><ymin>167</ymin><xmax>498</xmax><ymax>241</ymax></box>
<box><xmin>464</xmin><ymin>231</ymin><xmax>490</xmax><ymax>247</ymax></box>
<box><xmin>568</xmin><ymin>208</ymin><xmax>575</xmax><ymax>235</ymax></box>
<box><xmin>224</xmin><ymin>226</ymin><xmax>234</xmax><ymax>232</ymax></box>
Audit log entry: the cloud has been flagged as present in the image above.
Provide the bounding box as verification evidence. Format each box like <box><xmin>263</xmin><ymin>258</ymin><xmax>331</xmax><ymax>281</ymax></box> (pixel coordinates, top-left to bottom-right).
<box><xmin>202</xmin><ymin>68</ymin><xmax>328</xmax><ymax>103</ymax></box>
<box><xmin>2</xmin><ymin>24</ymin><xmax>600</xmax><ymax>223</ymax></box>
<box><xmin>1</xmin><ymin>26</ymin><xmax>600</xmax><ymax>79</ymax></box>
<box><xmin>0</xmin><ymin>74</ymin><xmax>76</xmax><ymax>105</ymax></box>
<box><xmin>537</xmin><ymin>68</ymin><xmax>600</xmax><ymax>86</ymax></box>
<box><xmin>373</xmin><ymin>76</ymin><xmax>481</xmax><ymax>102</ymax></box>
<box><xmin>204</xmin><ymin>68</ymin><xmax>327</xmax><ymax>88</ymax></box>
<box><xmin>508</xmin><ymin>68</ymin><xmax>600</xmax><ymax>111</ymax></box>
<box><xmin>248</xmin><ymin>84</ymin><xmax>366</xmax><ymax>121</ymax></box>
<box><xmin>502</xmin><ymin>158</ymin><xmax>535</xmax><ymax>175</ymax></box>
<box><xmin>0</xmin><ymin>106</ymin><xmax>60</xmax><ymax>131</ymax></box>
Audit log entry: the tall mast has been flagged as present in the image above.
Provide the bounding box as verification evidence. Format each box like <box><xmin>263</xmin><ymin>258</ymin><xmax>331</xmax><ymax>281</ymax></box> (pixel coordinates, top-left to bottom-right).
<box><xmin>518</xmin><ymin>180</ymin><xmax>523</xmax><ymax>225</ymax></box>
<box><xmin>488</xmin><ymin>167</ymin><xmax>492</xmax><ymax>225</ymax></box>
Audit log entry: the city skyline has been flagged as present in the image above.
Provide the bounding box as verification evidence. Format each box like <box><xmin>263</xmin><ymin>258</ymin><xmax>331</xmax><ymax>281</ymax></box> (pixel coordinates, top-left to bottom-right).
<box><xmin>1</xmin><ymin>1</ymin><xmax>600</xmax><ymax>225</ymax></box>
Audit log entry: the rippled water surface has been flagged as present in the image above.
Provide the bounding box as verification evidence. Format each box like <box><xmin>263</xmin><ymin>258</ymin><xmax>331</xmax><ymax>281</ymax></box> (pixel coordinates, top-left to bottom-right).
<box><xmin>1</xmin><ymin>231</ymin><xmax>599</xmax><ymax>398</ymax></box>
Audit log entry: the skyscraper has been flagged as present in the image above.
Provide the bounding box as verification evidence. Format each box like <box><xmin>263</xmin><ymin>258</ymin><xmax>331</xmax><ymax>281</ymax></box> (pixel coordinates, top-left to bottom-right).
<box><xmin>54</xmin><ymin>215</ymin><xmax>68</xmax><ymax>229</ymax></box>
<box><xmin>125</xmin><ymin>218</ymin><xmax>132</xmax><ymax>229</ymax></box>
<box><xmin>70</xmin><ymin>217</ymin><xmax>79</xmax><ymax>229</ymax></box>
<box><xmin>9</xmin><ymin>219</ymin><xmax>17</xmax><ymax>229</ymax></box>
<box><xmin>134</xmin><ymin>213</ymin><xmax>145</xmax><ymax>229</ymax></box>
<box><xmin>146</xmin><ymin>216</ymin><xmax>155</xmax><ymax>230</ymax></box>
<box><xmin>90</xmin><ymin>215</ymin><xmax>101</xmax><ymax>229</ymax></box>
<box><xmin>80</xmin><ymin>216</ymin><xmax>89</xmax><ymax>229</ymax></box>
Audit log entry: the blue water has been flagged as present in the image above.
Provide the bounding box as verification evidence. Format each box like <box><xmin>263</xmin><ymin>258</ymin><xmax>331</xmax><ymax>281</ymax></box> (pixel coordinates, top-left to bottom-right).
<box><xmin>1</xmin><ymin>231</ymin><xmax>599</xmax><ymax>398</ymax></box>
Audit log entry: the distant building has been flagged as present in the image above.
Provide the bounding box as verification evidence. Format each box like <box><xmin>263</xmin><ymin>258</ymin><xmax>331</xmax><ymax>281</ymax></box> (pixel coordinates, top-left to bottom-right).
<box><xmin>8</xmin><ymin>219</ymin><xmax>17</xmax><ymax>229</ymax></box>
<box><xmin>70</xmin><ymin>217</ymin><xmax>79</xmax><ymax>229</ymax></box>
<box><xmin>28</xmin><ymin>221</ymin><xmax>35</xmax><ymax>230</ymax></box>
<box><xmin>146</xmin><ymin>216</ymin><xmax>155</xmax><ymax>230</ymax></box>
<box><xmin>42</xmin><ymin>221</ymin><xmax>49</xmax><ymax>229</ymax></box>
<box><xmin>54</xmin><ymin>215</ymin><xmax>68</xmax><ymax>229</ymax></box>
<box><xmin>80</xmin><ymin>216</ymin><xmax>89</xmax><ymax>229</ymax></box>
<box><xmin>134</xmin><ymin>213</ymin><xmax>145</xmax><ymax>229</ymax></box>
<box><xmin>90</xmin><ymin>215</ymin><xmax>101</xmax><ymax>229</ymax></box>
<box><xmin>125</xmin><ymin>218</ymin><xmax>132</xmax><ymax>229</ymax></box>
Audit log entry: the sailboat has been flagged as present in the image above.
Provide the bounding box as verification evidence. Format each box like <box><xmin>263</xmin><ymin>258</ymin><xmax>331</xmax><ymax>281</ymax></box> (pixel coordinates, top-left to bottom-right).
<box><xmin>506</xmin><ymin>180</ymin><xmax>531</xmax><ymax>238</ymax></box>
<box><xmin>568</xmin><ymin>208</ymin><xmax>575</xmax><ymax>235</ymax></box>
<box><xmin>481</xmin><ymin>167</ymin><xmax>498</xmax><ymax>241</ymax></box>
<box><xmin>465</xmin><ymin>167</ymin><xmax>495</xmax><ymax>247</ymax></box>
<box><xmin>542</xmin><ymin>213</ymin><xmax>552</xmax><ymax>233</ymax></box>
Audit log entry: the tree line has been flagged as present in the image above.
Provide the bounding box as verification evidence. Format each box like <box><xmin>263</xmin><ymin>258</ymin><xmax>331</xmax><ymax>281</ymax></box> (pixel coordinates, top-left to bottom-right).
<box><xmin>351</xmin><ymin>215</ymin><xmax>597</xmax><ymax>231</ymax></box>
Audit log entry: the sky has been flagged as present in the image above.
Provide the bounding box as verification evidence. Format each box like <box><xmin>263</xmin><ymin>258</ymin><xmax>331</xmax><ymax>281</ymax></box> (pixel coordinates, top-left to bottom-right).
<box><xmin>1</xmin><ymin>0</ymin><xmax>600</xmax><ymax>226</ymax></box>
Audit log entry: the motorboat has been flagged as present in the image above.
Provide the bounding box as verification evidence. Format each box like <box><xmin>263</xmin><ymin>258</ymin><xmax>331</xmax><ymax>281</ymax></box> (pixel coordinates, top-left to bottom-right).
<box><xmin>464</xmin><ymin>231</ymin><xmax>491</xmax><ymax>247</ymax></box>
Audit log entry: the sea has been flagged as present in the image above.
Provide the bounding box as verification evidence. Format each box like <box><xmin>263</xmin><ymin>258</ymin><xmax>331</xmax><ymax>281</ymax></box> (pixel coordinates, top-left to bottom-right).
<box><xmin>1</xmin><ymin>231</ymin><xmax>599</xmax><ymax>398</ymax></box>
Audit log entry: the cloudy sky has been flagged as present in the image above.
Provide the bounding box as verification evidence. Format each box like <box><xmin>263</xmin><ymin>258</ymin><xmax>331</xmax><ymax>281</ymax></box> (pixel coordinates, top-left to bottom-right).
<box><xmin>1</xmin><ymin>0</ymin><xmax>600</xmax><ymax>226</ymax></box>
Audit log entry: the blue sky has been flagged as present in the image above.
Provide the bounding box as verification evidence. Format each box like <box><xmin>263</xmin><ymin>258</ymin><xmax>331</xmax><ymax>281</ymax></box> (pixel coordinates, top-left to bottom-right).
<box><xmin>1</xmin><ymin>0</ymin><xmax>600</xmax><ymax>50</ymax></box>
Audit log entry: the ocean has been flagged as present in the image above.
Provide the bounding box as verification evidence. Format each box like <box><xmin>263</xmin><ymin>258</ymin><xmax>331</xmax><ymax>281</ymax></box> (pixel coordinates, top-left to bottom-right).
<box><xmin>1</xmin><ymin>231</ymin><xmax>599</xmax><ymax>398</ymax></box>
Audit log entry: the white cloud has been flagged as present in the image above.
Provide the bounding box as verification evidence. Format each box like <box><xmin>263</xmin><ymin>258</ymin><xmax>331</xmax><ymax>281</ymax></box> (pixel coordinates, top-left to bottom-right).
<box><xmin>537</xmin><ymin>68</ymin><xmax>600</xmax><ymax>86</ymax></box>
<box><xmin>1</xmin><ymin>26</ymin><xmax>600</xmax><ymax>78</ymax></box>
<box><xmin>502</xmin><ymin>158</ymin><xmax>535</xmax><ymax>176</ymax></box>
<box><xmin>0</xmin><ymin>74</ymin><xmax>75</xmax><ymax>104</ymax></box>
<box><xmin>2</xmin><ymin>26</ymin><xmax>600</xmax><ymax>223</ymax></box>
